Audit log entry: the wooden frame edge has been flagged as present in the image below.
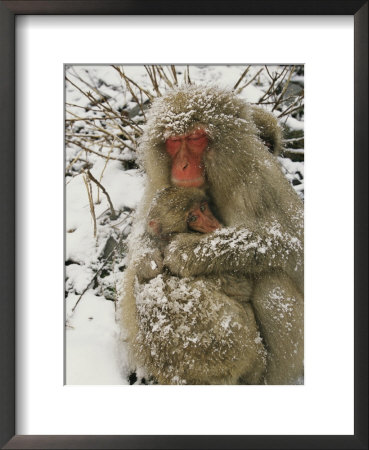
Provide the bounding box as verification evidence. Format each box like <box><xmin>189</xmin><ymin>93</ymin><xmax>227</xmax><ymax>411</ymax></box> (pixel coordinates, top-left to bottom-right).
<box><xmin>0</xmin><ymin>1</ymin><xmax>367</xmax><ymax>449</ymax></box>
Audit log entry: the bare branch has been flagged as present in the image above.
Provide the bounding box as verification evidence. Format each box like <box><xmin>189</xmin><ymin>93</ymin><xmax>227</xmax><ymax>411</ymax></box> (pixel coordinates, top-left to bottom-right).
<box><xmin>233</xmin><ymin>66</ymin><xmax>251</xmax><ymax>90</ymax></box>
<box><xmin>235</xmin><ymin>68</ymin><xmax>263</xmax><ymax>94</ymax></box>
<box><xmin>272</xmin><ymin>66</ymin><xmax>295</xmax><ymax>112</ymax></box>
<box><xmin>82</xmin><ymin>173</ymin><xmax>97</xmax><ymax>238</ymax></box>
<box><xmin>86</xmin><ymin>169</ymin><xmax>117</xmax><ymax>220</ymax></box>
<box><xmin>66</xmin><ymin>139</ymin><xmax>133</xmax><ymax>164</ymax></box>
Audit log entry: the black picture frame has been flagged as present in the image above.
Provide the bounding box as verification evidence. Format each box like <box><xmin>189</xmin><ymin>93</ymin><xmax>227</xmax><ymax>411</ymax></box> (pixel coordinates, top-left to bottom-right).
<box><xmin>0</xmin><ymin>1</ymin><xmax>367</xmax><ymax>449</ymax></box>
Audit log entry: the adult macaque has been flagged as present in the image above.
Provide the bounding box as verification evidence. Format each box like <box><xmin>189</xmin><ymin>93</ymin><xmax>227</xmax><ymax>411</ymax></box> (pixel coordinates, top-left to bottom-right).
<box><xmin>130</xmin><ymin>186</ymin><xmax>266</xmax><ymax>385</ymax></box>
<box><xmin>121</xmin><ymin>85</ymin><xmax>303</xmax><ymax>384</ymax></box>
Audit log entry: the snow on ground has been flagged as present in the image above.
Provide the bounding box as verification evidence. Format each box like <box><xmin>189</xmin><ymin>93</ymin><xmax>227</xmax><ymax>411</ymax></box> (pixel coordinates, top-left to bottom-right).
<box><xmin>65</xmin><ymin>158</ymin><xmax>145</xmax><ymax>383</ymax></box>
<box><xmin>66</xmin><ymin>166</ymin><xmax>144</xmax><ymax>265</ymax></box>
<box><xmin>66</xmin><ymin>291</ymin><xmax>128</xmax><ymax>384</ymax></box>
<box><xmin>65</xmin><ymin>65</ymin><xmax>304</xmax><ymax>384</ymax></box>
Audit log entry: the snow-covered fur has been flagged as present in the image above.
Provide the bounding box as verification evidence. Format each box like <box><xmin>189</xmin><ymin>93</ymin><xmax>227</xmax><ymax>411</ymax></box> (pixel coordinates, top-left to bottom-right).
<box><xmin>251</xmin><ymin>105</ymin><xmax>283</xmax><ymax>156</ymax></box>
<box><xmin>120</xmin><ymin>85</ymin><xmax>303</xmax><ymax>385</ymax></box>
<box><xmin>138</xmin><ymin>186</ymin><xmax>266</xmax><ymax>384</ymax></box>
<box><xmin>135</xmin><ymin>275</ymin><xmax>266</xmax><ymax>385</ymax></box>
<box><xmin>147</xmin><ymin>186</ymin><xmax>209</xmax><ymax>239</ymax></box>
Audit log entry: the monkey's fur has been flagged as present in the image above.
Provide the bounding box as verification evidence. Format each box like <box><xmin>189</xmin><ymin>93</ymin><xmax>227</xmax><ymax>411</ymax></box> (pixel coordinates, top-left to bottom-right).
<box><xmin>251</xmin><ymin>106</ymin><xmax>283</xmax><ymax>155</ymax></box>
<box><xmin>127</xmin><ymin>187</ymin><xmax>266</xmax><ymax>385</ymax></box>
<box><xmin>147</xmin><ymin>187</ymin><xmax>255</xmax><ymax>300</ymax></box>
<box><xmin>147</xmin><ymin>186</ymin><xmax>210</xmax><ymax>239</ymax></box>
<box><xmin>134</xmin><ymin>274</ymin><xmax>266</xmax><ymax>384</ymax></box>
<box><xmin>120</xmin><ymin>85</ymin><xmax>303</xmax><ymax>385</ymax></box>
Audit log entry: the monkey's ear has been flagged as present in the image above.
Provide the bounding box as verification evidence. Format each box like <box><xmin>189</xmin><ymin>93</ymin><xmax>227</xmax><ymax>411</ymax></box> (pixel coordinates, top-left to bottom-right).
<box><xmin>148</xmin><ymin>219</ymin><xmax>162</xmax><ymax>236</ymax></box>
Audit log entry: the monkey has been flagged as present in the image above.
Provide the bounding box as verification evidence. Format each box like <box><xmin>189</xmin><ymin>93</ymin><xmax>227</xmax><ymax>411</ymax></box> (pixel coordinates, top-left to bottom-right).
<box><xmin>149</xmin><ymin>187</ymin><xmax>302</xmax><ymax>385</ymax></box>
<box><xmin>146</xmin><ymin>186</ymin><xmax>254</xmax><ymax>302</ymax></box>
<box><xmin>133</xmin><ymin>273</ymin><xmax>267</xmax><ymax>384</ymax></box>
<box><xmin>147</xmin><ymin>186</ymin><xmax>221</xmax><ymax>240</ymax></box>
<box><xmin>128</xmin><ymin>186</ymin><xmax>266</xmax><ymax>385</ymax></box>
<box><xmin>251</xmin><ymin>106</ymin><xmax>283</xmax><ymax>156</ymax></box>
<box><xmin>120</xmin><ymin>85</ymin><xmax>303</xmax><ymax>385</ymax></box>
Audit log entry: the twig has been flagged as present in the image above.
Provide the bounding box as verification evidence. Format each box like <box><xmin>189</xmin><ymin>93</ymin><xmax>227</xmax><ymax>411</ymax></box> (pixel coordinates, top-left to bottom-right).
<box><xmin>82</xmin><ymin>173</ymin><xmax>97</xmax><ymax>238</ymax></box>
<box><xmin>67</xmin><ymin>110</ymin><xmax>136</xmax><ymax>151</ymax></box>
<box><xmin>156</xmin><ymin>65</ymin><xmax>174</xmax><ymax>88</ymax></box>
<box><xmin>68</xmin><ymin>69</ymin><xmax>116</xmax><ymax>113</ymax></box>
<box><xmin>272</xmin><ymin>66</ymin><xmax>295</xmax><ymax>112</ymax></box>
<box><xmin>170</xmin><ymin>65</ymin><xmax>178</xmax><ymax>85</ymax></box>
<box><xmin>66</xmin><ymin>139</ymin><xmax>133</xmax><ymax>164</ymax></box>
<box><xmin>258</xmin><ymin>66</ymin><xmax>288</xmax><ymax>103</ymax></box>
<box><xmin>66</xmin><ymin>103</ymin><xmax>107</xmax><ymax>113</ymax></box>
<box><xmin>117</xmin><ymin>67</ymin><xmax>150</xmax><ymax>118</ymax></box>
<box><xmin>235</xmin><ymin>68</ymin><xmax>263</xmax><ymax>94</ymax></box>
<box><xmin>66</xmin><ymin>108</ymin><xmax>143</xmax><ymax>136</ymax></box>
<box><xmin>65</xmin><ymin>148</ymin><xmax>84</xmax><ymax>172</ymax></box>
<box><xmin>113</xmin><ymin>65</ymin><xmax>153</xmax><ymax>100</ymax></box>
<box><xmin>284</xmin><ymin>136</ymin><xmax>304</xmax><ymax>143</ymax></box>
<box><xmin>86</xmin><ymin>169</ymin><xmax>117</xmax><ymax>220</ymax></box>
<box><xmin>278</xmin><ymin>104</ymin><xmax>304</xmax><ymax>119</ymax></box>
<box><xmin>67</xmin><ymin>74</ymin><xmax>140</xmax><ymax>143</ymax></box>
<box><xmin>66</xmin><ymin>133</ymin><xmax>102</xmax><ymax>138</ymax></box>
<box><xmin>144</xmin><ymin>65</ymin><xmax>161</xmax><ymax>97</ymax></box>
<box><xmin>277</xmin><ymin>91</ymin><xmax>304</xmax><ymax>118</ymax></box>
<box><xmin>185</xmin><ymin>65</ymin><xmax>192</xmax><ymax>84</ymax></box>
<box><xmin>233</xmin><ymin>66</ymin><xmax>251</xmax><ymax>90</ymax></box>
<box><xmin>71</xmin><ymin>218</ymin><xmax>132</xmax><ymax>313</ymax></box>
<box><xmin>97</xmin><ymin>145</ymin><xmax>113</xmax><ymax>203</ymax></box>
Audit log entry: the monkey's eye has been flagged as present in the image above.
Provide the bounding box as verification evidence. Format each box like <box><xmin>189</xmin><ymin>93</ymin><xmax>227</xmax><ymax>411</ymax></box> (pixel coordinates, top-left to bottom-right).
<box><xmin>187</xmin><ymin>214</ymin><xmax>197</xmax><ymax>223</ymax></box>
<box><xmin>200</xmin><ymin>203</ymin><xmax>207</xmax><ymax>212</ymax></box>
<box><xmin>187</xmin><ymin>135</ymin><xmax>203</xmax><ymax>141</ymax></box>
<box><xmin>165</xmin><ymin>137</ymin><xmax>183</xmax><ymax>154</ymax></box>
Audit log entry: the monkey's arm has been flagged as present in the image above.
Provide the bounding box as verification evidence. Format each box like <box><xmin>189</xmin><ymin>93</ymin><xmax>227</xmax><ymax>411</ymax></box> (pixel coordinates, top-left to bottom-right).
<box><xmin>164</xmin><ymin>221</ymin><xmax>303</xmax><ymax>284</ymax></box>
<box><xmin>130</xmin><ymin>235</ymin><xmax>164</xmax><ymax>282</ymax></box>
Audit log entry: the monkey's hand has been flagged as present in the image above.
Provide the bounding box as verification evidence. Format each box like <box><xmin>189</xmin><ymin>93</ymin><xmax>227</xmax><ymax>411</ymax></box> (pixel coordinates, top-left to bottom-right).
<box><xmin>163</xmin><ymin>227</ymin><xmax>259</xmax><ymax>277</ymax></box>
<box><xmin>134</xmin><ymin>247</ymin><xmax>164</xmax><ymax>282</ymax></box>
<box><xmin>164</xmin><ymin>224</ymin><xmax>302</xmax><ymax>278</ymax></box>
<box><xmin>163</xmin><ymin>233</ymin><xmax>205</xmax><ymax>277</ymax></box>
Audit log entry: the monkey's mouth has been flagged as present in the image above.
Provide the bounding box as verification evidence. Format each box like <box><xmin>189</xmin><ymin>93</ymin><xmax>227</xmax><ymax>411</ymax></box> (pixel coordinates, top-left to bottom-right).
<box><xmin>172</xmin><ymin>176</ymin><xmax>205</xmax><ymax>188</ymax></box>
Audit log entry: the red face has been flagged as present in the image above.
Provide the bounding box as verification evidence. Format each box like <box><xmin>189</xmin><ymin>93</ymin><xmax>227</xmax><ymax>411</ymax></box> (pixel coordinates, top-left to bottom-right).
<box><xmin>187</xmin><ymin>202</ymin><xmax>221</xmax><ymax>233</ymax></box>
<box><xmin>165</xmin><ymin>129</ymin><xmax>208</xmax><ymax>188</ymax></box>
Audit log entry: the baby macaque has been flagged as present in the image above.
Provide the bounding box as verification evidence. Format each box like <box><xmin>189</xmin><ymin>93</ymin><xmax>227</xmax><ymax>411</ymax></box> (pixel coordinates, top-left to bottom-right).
<box><xmin>147</xmin><ymin>186</ymin><xmax>253</xmax><ymax>301</ymax></box>
<box><xmin>147</xmin><ymin>186</ymin><xmax>221</xmax><ymax>245</ymax></box>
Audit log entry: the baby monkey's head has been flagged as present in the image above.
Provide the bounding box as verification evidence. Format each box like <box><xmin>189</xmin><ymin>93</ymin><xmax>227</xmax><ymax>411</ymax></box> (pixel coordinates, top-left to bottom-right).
<box><xmin>147</xmin><ymin>186</ymin><xmax>221</xmax><ymax>239</ymax></box>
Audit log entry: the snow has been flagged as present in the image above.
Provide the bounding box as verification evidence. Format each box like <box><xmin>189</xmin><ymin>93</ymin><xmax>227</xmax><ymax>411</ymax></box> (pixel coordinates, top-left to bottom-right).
<box><xmin>66</xmin><ymin>166</ymin><xmax>144</xmax><ymax>264</ymax></box>
<box><xmin>65</xmin><ymin>65</ymin><xmax>304</xmax><ymax>385</ymax></box>
<box><xmin>284</xmin><ymin>116</ymin><xmax>304</xmax><ymax>131</ymax></box>
<box><xmin>66</xmin><ymin>264</ymin><xmax>95</xmax><ymax>294</ymax></box>
<box><xmin>66</xmin><ymin>291</ymin><xmax>126</xmax><ymax>385</ymax></box>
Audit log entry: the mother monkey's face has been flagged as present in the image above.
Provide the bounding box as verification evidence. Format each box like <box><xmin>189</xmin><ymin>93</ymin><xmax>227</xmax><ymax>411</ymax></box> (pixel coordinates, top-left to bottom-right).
<box><xmin>165</xmin><ymin>128</ymin><xmax>208</xmax><ymax>188</ymax></box>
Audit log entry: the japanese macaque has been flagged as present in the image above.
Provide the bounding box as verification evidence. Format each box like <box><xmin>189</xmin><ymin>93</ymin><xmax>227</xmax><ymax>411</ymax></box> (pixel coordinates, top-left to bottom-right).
<box><xmin>120</xmin><ymin>85</ymin><xmax>304</xmax><ymax>385</ymax></box>
<box><xmin>129</xmin><ymin>186</ymin><xmax>266</xmax><ymax>385</ymax></box>
<box><xmin>147</xmin><ymin>186</ymin><xmax>221</xmax><ymax>240</ymax></box>
<box><xmin>147</xmin><ymin>186</ymin><xmax>254</xmax><ymax>303</ymax></box>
